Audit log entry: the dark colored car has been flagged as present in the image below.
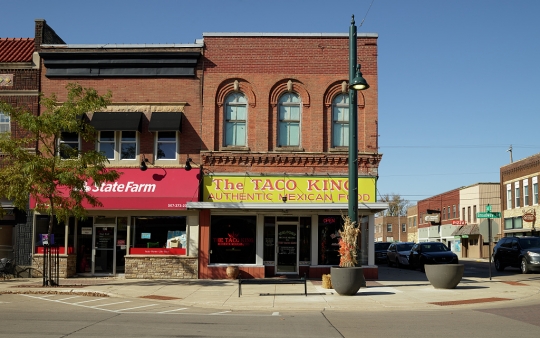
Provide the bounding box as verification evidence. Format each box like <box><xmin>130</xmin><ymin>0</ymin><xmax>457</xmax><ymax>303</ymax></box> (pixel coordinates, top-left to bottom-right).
<box><xmin>492</xmin><ymin>236</ymin><xmax>540</xmax><ymax>274</ymax></box>
<box><xmin>375</xmin><ymin>242</ymin><xmax>392</xmax><ymax>264</ymax></box>
<box><xmin>387</xmin><ymin>242</ymin><xmax>415</xmax><ymax>267</ymax></box>
<box><xmin>408</xmin><ymin>242</ymin><xmax>458</xmax><ymax>271</ymax></box>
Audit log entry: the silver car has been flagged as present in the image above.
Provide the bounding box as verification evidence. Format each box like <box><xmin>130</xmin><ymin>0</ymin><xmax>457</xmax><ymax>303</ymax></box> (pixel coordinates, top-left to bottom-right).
<box><xmin>387</xmin><ymin>242</ymin><xmax>415</xmax><ymax>268</ymax></box>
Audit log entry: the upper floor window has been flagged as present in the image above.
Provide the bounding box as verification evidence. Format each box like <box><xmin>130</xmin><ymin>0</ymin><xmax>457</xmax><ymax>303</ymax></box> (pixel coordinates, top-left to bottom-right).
<box><xmin>332</xmin><ymin>93</ymin><xmax>349</xmax><ymax>147</ymax></box>
<box><xmin>524</xmin><ymin>179</ymin><xmax>530</xmax><ymax>206</ymax></box>
<box><xmin>515</xmin><ymin>182</ymin><xmax>521</xmax><ymax>208</ymax></box>
<box><xmin>98</xmin><ymin>131</ymin><xmax>138</xmax><ymax>161</ymax></box>
<box><xmin>386</xmin><ymin>223</ymin><xmax>392</xmax><ymax>232</ymax></box>
<box><xmin>534</xmin><ymin>177</ymin><xmax>539</xmax><ymax>205</ymax></box>
<box><xmin>507</xmin><ymin>184</ymin><xmax>512</xmax><ymax>209</ymax></box>
<box><xmin>453</xmin><ymin>205</ymin><xmax>456</xmax><ymax>219</ymax></box>
<box><xmin>156</xmin><ymin>131</ymin><xmax>177</xmax><ymax>160</ymax></box>
<box><xmin>278</xmin><ymin>93</ymin><xmax>301</xmax><ymax>147</ymax></box>
<box><xmin>0</xmin><ymin>112</ymin><xmax>10</xmax><ymax>133</ymax></box>
<box><xmin>401</xmin><ymin>223</ymin><xmax>406</xmax><ymax>232</ymax></box>
<box><xmin>224</xmin><ymin>93</ymin><xmax>247</xmax><ymax>147</ymax></box>
<box><xmin>59</xmin><ymin>132</ymin><xmax>80</xmax><ymax>159</ymax></box>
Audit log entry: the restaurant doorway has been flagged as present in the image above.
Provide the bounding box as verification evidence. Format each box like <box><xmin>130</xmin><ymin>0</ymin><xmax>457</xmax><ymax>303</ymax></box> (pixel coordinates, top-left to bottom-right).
<box><xmin>275</xmin><ymin>222</ymin><xmax>298</xmax><ymax>275</ymax></box>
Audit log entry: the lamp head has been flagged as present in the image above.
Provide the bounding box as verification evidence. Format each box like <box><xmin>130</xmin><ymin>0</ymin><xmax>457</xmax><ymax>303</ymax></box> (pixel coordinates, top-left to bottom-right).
<box><xmin>185</xmin><ymin>158</ymin><xmax>192</xmax><ymax>171</ymax></box>
<box><xmin>140</xmin><ymin>160</ymin><xmax>148</xmax><ymax>171</ymax></box>
<box><xmin>349</xmin><ymin>64</ymin><xmax>370</xmax><ymax>91</ymax></box>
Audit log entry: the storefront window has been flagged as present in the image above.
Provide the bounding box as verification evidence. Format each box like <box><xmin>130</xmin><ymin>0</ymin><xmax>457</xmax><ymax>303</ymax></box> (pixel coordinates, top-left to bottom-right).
<box><xmin>77</xmin><ymin>218</ymin><xmax>93</xmax><ymax>273</ymax></box>
<box><xmin>132</xmin><ymin>216</ymin><xmax>187</xmax><ymax>249</ymax></box>
<box><xmin>263</xmin><ymin>216</ymin><xmax>275</xmax><ymax>263</ymax></box>
<box><xmin>35</xmin><ymin>215</ymin><xmax>60</xmax><ymax>246</ymax></box>
<box><xmin>299</xmin><ymin>217</ymin><xmax>311</xmax><ymax>263</ymax></box>
<box><xmin>318</xmin><ymin>215</ymin><xmax>343</xmax><ymax>266</ymax></box>
<box><xmin>210</xmin><ymin>215</ymin><xmax>256</xmax><ymax>264</ymax></box>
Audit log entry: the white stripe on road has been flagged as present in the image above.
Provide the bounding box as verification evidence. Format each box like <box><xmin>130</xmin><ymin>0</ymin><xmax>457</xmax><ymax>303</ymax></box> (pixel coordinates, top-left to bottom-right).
<box><xmin>210</xmin><ymin>311</ymin><xmax>231</xmax><ymax>315</ymax></box>
<box><xmin>56</xmin><ymin>296</ymin><xmax>80</xmax><ymax>301</ymax></box>
<box><xmin>157</xmin><ymin>308</ymin><xmax>188</xmax><ymax>313</ymax></box>
<box><xmin>90</xmin><ymin>301</ymin><xmax>131</xmax><ymax>308</ymax></box>
<box><xmin>272</xmin><ymin>312</ymin><xmax>280</xmax><ymax>316</ymax></box>
<box><xmin>115</xmin><ymin>304</ymin><xmax>158</xmax><ymax>312</ymax></box>
<box><xmin>73</xmin><ymin>298</ymin><xmax>108</xmax><ymax>304</ymax></box>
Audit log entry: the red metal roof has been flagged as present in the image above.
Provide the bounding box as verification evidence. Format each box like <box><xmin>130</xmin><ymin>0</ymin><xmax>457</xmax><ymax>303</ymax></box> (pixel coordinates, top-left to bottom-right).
<box><xmin>0</xmin><ymin>38</ymin><xmax>35</xmax><ymax>62</ymax></box>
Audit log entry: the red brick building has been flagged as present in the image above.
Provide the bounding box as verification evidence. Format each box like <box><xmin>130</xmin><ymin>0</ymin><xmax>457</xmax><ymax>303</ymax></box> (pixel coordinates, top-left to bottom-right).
<box><xmin>417</xmin><ymin>188</ymin><xmax>460</xmax><ymax>247</ymax></box>
<box><xmin>193</xmin><ymin>33</ymin><xmax>385</xmax><ymax>279</ymax></box>
<box><xmin>23</xmin><ymin>22</ymin><xmax>387</xmax><ymax>279</ymax></box>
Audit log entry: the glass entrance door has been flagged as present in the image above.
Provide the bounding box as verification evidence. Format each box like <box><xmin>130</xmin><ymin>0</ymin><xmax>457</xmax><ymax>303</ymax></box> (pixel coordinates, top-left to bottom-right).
<box><xmin>93</xmin><ymin>225</ymin><xmax>115</xmax><ymax>275</ymax></box>
<box><xmin>276</xmin><ymin>223</ymin><xmax>298</xmax><ymax>274</ymax></box>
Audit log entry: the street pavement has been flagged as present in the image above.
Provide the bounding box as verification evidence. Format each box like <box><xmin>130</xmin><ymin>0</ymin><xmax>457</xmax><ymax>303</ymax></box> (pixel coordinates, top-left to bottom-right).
<box><xmin>2</xmin><ymin>259</ymin><xmax>540</xmax><ymax>312</ymax></box>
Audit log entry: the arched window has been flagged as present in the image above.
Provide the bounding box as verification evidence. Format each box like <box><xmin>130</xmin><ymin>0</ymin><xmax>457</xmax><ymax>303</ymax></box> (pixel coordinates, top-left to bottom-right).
<box><xmin>278</xmin><ymin>93</ymin><xmax>301</xmax><ymax>147</ymax></box>
<box><xmin>332</xmin><ymin>93</ymin><xmax>349</xmax><ymax>147</ymax></box>
<box><xmin>224</xmin><ymin>92</ymin><xmax>247</xmax><ymax>147</ymax></box>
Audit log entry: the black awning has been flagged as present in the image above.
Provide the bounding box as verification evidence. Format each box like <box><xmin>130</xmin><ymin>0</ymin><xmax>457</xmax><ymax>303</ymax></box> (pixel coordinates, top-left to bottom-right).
<box><xmin>90</xmin><ymin>112</ymin><xmax>142</xmax><ymax>131</ymax></box>
<box><xmin>148</xmin><ymin>112</ymin><xmax>183</xmax><ymax>132</ymax></box>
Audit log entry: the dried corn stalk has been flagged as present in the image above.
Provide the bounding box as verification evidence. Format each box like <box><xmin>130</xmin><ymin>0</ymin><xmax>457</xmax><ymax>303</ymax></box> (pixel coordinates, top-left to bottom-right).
<box><xmin>338</xmin><ymin>216</ymin><xmax>360</xmax><ymax>267</ymax></box>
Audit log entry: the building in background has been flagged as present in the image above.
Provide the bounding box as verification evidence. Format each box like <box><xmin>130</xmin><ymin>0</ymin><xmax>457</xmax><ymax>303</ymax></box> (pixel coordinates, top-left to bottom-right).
<box><xmin>374</xmin><ymin>216</ymin><xmax>408</xmax><ymax>243</ymax></box>
<box><xmin>407</xmin><ymin>205</ymin><xmax>418</xmax><ymax>242</ymax></box>
<box><xmin>452</xmin><ymin>183</ymin><xmax>500</xmax><ymax>258</ymax></box>
<box><xmin>417</xmin><ymin>188</ymin><xmax>460</xmax><ymax>246</ymax></box>
<box><xmin>500</xmin><ymin>153</ymin><xmax>540</xmax><ymax>238</ymax></box>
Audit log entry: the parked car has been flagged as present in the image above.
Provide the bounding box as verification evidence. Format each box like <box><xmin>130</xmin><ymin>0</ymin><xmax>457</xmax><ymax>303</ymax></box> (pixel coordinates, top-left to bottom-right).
<box><xmin>375</xmin><ymin>242</ymin><xmax>392</xmax><ymax>264</ymax></box>
<box><xmin>408</xmin><ymin>242</ymin><xmax>458</xmax><ymax>271</ymax></box>
<box><xmin>387</xmin><ymin>242</ymin><xmax>415</xmax><ymax>268</ymax></box>
<box><xmin>492</xmin><ymin>236</ymin><xmax>540</xmax><ymax>274</ymax></box>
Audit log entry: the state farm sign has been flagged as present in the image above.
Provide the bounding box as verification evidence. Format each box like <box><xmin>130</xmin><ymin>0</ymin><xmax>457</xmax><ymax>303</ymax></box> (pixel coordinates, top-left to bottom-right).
<box><xmin>31</xmin><ymin>168</ymin><xmax>200</xmax><ymax>210</ymax></box>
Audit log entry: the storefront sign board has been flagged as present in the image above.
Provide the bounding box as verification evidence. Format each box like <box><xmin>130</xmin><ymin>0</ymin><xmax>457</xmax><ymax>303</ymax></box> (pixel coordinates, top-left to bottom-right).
<box><xmin>30</xmin><ymin>168</ymin><xmax>200</xmax><ymax>210</ymax></box>
<box><xmin>202</xmin><ymin>175</ymin><xmax>376</xmax><ymax>203</ymax></box>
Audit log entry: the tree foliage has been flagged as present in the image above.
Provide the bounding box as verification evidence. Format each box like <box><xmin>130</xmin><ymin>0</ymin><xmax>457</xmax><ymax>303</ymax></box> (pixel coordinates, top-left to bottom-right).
<box><xmin>379</xmin><ymin>193</ymin><xmax>410</xmax><ymax>217</ymax></box>
<box><xmin>0</xmin><ymin>83</ymin><xmax>120</xmax><ymax>235</ymax></box>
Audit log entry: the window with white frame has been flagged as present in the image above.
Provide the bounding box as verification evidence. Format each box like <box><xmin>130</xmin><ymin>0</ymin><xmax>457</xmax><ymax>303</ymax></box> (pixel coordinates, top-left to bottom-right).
<box><xmin>386</xmin><ymin>223</ymin><xmax>392</xmax><ymax>232</ymax></box>
<box><xmin>224</xmin><ymin>92</ymin><xmax>247</xmax><ymax>146</ymax></box>
<box><xmin>534</xmin><ymin>177</ymin><xmax>538</xmax><ymax>205</ymax></box>
<box><xmin>332</xmin><ymin>93</ymin><xmax>349</xmax><ymax>147</ymax></box>
<box><xmin>442</xmin><ymin>207</ymin><xmax>446</xmax><ymax>220</ymax></box>
<box><xmin>401</xmin><ymin>223</ymin><xmax>406</xmax><ymax>232</ymax></box>
<box><xmin>278</xmin><ymin>92</ymin><xmax>301</xmax><ymax>147</ymax></box>
<box><xmin>515</xmin><ymin>182</ymin><xmax>520</xmax><ymax>208</ymax></box>
<box><xmin>0</xmin><ymin>111</ymin><xmax>10</xmax><ymax>133</ymax></box>
<box><xmin>447</xmin><ymin>206</ymin><xmax>451</xmax><ymax>219</ymax></box>
<box><xmin>98</xmin><ymin>131</ymin><xmax>138</xmax><ymax>161</ymax></box>
<box><xmin>453</xmin><ymin>205</ymin><xmax>456</xmax><ymax>218</ymax></box>
<box><xmin>524</xmin><ymin>179</ymin><xmax>529</xmax><ymax>206</ymax></box>
<box><xmin>59</xmin><ymin>132</ymin><xmax>80</xmax><ymax>159</ymax></box>
<box><xmin>156</xmin><ymin>131</ymin><xmax>177</xmax><ymax>160</ymax></box>
<box><xmin>507</xmin><ymin>184</ymin><xmax>512</xmax><ymax>209</ymax></box>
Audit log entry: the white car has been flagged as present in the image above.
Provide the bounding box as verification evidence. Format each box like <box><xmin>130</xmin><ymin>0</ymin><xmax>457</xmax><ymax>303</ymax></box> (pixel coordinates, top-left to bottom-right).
<box><xmin>387</xmin><ymin>242</ymin><xmax>415</xmax><ymax>268</ymax></box>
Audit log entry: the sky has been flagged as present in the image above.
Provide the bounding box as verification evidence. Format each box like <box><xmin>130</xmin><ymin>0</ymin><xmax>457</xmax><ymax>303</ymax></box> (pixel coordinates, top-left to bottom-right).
<box><xmin>3</xmin><ymin>0</ymin><xmax>540</xmax><ymax>204</ymax></box>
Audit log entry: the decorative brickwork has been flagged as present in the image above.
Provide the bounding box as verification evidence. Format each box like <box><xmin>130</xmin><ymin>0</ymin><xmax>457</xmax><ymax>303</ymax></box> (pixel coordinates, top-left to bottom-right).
<box><xmin>125</xmin><ymin>256</ymin><xmax>198</xmax><ymax>279</ymax></box>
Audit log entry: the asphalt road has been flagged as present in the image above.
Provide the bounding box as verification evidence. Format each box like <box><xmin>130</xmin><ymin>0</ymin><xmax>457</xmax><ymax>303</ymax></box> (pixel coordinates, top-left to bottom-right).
<box><xmin>2</xmin><ymin>260</ymin><xmax>540</xmax><ymax>338</ymax></box>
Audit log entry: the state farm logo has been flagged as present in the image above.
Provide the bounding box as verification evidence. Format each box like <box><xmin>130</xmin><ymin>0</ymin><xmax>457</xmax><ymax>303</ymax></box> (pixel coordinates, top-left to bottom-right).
<box><xmin>84</xmin><ymin>181</ymin><xmax>156</xmax><ymax>193</ymax></box>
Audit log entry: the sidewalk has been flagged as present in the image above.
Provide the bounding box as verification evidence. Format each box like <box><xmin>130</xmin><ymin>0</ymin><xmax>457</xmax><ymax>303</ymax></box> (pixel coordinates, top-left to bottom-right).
<box><xmin>2</xmin><ymin>264</ymin><xmax>540</xmax><ymax>312</ymax></box>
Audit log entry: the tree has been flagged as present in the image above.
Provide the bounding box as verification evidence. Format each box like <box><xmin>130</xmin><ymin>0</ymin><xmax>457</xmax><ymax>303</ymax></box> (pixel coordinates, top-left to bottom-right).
<box><xmin>0</xmin><ymin>83</ymin><xmax>120</xmax><ymax>245</ymax></box>
<box><xmin>378</xmin><ymin>193</ymin><xmax>410</xmax><ymax>217</ymax></box>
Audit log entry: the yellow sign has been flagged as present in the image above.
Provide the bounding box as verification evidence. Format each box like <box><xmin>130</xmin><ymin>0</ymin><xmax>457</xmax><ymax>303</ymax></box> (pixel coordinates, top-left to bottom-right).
<box><xmin>202</xmin><ymin>175</ymin><xmax>376</xmax><ymax>203</ymax></box>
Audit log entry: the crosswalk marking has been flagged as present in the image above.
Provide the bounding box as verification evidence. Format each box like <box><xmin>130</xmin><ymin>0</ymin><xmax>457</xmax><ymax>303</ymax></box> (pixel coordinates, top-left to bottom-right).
<box><xmin>90</xmin><ymin>301</ymin><xmax>131</xmax><ymax>308</ymax></box>
<box><xmin>157</xmin><ymin>308</ymin><xmax>188</xmax><ymax>313</ymax></box>
<box><xmin>116</xmin><ymin>304</ymin><xmax>158</xmax><ymax>312</ymax></box>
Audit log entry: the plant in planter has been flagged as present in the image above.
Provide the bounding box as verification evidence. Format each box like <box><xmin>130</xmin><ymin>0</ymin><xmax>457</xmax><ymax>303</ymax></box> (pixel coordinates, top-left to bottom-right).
<box><xmin>330</xmin><ymin>216</ymin><xmax>365</xmax><ymax>295</ymax></box>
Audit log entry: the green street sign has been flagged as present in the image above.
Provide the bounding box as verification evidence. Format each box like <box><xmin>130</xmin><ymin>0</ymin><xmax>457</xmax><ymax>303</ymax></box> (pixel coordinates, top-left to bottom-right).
<box><xmin>477</xmin><ymin>212</ymin><xmax>501</xmax><ymax>218</ymax></box>
<box><xmin>462</xmin><ymin>235</ymin><xmax>469</xmax><ymax>239</ymax></box>
<box><xmin>486</xmin><ymin>204</ymin><xmax>492</xmax><ymax>212</ymax></box>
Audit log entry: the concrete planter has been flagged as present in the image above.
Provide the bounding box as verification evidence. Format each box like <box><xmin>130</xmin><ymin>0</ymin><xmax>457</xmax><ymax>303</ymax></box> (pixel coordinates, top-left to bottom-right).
<box><xmin>330</xmin><ymin>266</ymin><xmax>365</xmax><ymax>295</ymax></box>
<box><xmin>425</xmin><ymin>264</ymin><xmax>464</xmax><ymax>289</ymax></box>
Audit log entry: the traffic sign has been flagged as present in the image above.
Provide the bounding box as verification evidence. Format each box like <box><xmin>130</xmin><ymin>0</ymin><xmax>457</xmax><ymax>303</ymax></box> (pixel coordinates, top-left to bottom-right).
<box><xmin>477</xmin><ymin>212</ymin><xmax>501</xmax><ymax>218</ymax></box>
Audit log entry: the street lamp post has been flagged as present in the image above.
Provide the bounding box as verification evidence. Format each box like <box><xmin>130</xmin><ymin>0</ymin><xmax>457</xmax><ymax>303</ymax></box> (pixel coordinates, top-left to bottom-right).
<box><xmin>348</xmin><ymin>15</ymin><xmax>370</xmax><ymax>265</ymax></box>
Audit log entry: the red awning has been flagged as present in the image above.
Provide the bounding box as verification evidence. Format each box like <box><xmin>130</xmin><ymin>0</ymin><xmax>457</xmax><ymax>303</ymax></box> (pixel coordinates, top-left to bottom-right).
<box><xmin>30</xmin><ymin>168</ymin><xmax>200</xmax><ymax>210</ymax></box>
